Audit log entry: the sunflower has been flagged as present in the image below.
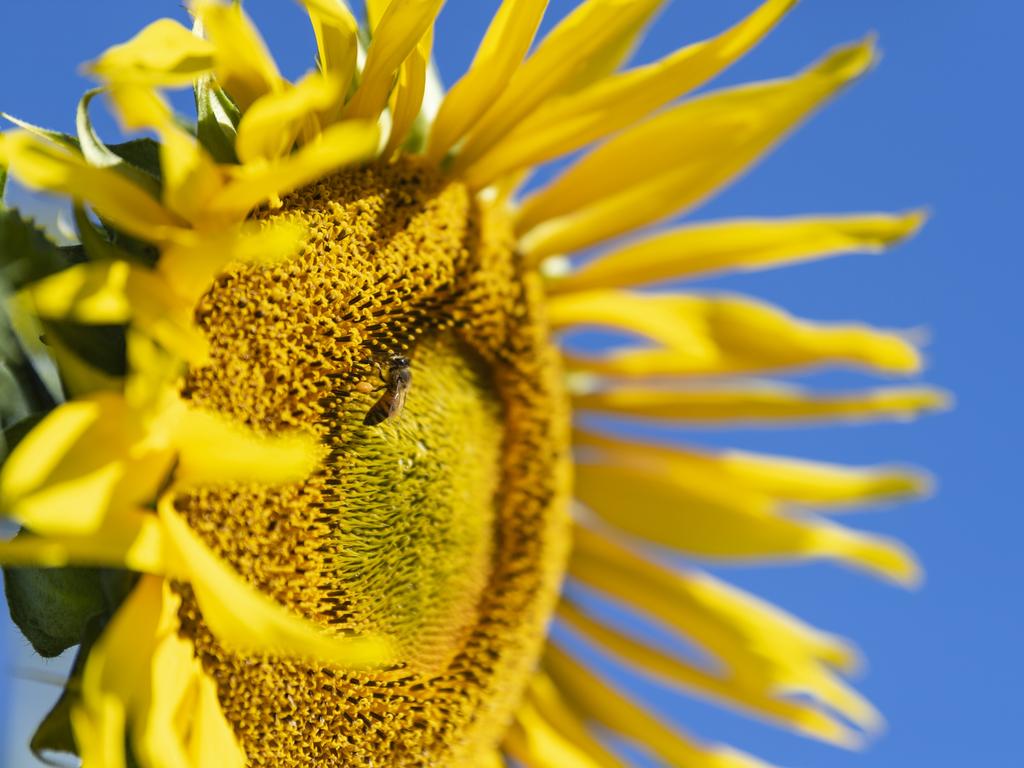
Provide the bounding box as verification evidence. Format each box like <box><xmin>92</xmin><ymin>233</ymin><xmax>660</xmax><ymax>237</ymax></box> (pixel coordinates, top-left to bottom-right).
<box><xmin>0</xmin><ymin>1</ymin><xmax>946</xmax><ymax>766</ymax></box>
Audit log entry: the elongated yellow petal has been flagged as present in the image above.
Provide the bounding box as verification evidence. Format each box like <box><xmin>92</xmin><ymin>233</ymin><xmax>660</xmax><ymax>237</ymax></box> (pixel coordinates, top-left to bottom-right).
<box><xmin>462</xmin><ymin>0</ymin><xmax>794</xmax><ymax>188</ymax></box>
<box><xmin>344</xmin><ymin>0</ymin><xmax>445</xmax><ymax>120</ymax></box>
<box><xmin>300</xmin><ymin>0</ymin><xmax>360</xmax><ymax>121</ymax></box>
<box><xmin>208</xmin><ymin>119</ymin><xmax>379</xmax><ymax>222</ymax></box>
<box><xmin>426</xmin><ymin>0</ymin><xmax>547</xmax><ymax>161</ymax></box>
<box><xmin>574</xmin><ymin>449</ymin><xmax>921</xmax><ymax>585</ymax></box>
<box><xmin>73</xmin><ymin>577</ymin><xmax>246</xmax><ymax>768</ymax></box>
<box><xmin>556</xmin><ymin>601</ymin><xmax>865</xmax><ymax>746</ymax></box>
<box><xmin>87</xmin><ymin>18</ymin><xmax>215</xmax><ymax>86</ymax></box>
<box><xmin>452</xmin><ymin>0</ymin><xmax>665</xmax><ymax>172</ymax></box>
<box><xmin>0</xmin><ymin>395</ymin><xmax>173</xmax><ymax>536</ymax></box>
<box><xmin>158</xmin><ymin>495</ymin><xmax>394</xmax><ymax>668</ymax></box>
<box><xmin>505</xmin><ymin>694</ymin><xmax>622</xmax><ymax>768</ymax></box>
<box><xmin>0</xmin><ymin>509</ymin><xmax>165</xmax><ymax>571</ymax></box>
<box><xmin>575</xmin><ymin>428</ymin><xmax>929</xmax><ymax>509</ymax></box>
<box><xmin>27</xmin><ymin>260</ymin><xmax>208</xmax><ymax>362</ymax></box>
<box><xmin>171</xmin><ymin>406</ymin><xmax>321</xmax><ymax>487</ymax></box>
<box><xmin>544</xmin><ymin>645</ymin><xmax>775</xmax><ymax>768</ymax></box>
<box><xmin>517</xmin><ymin>39</ymin><xmax>877</xmax><ymax>258</ymax></box>
<box><xmin>108</xmin><ymin>84</ymin><xmax>226</xmax><ymax>226</ymax></box>
<box><xmin>383</xmin><ymin>25</ymin><xmax>433</xmax><ymax>157</ymax></box>
<box><xmin>189</xmin><ymin>663</ymin><xmax>246</xmax><ymax>768</ymax></box>
<box><xmin>191</xmin><ymin>0</ymin><xmax>284</xmax><ymax>111</ymax></box>
<box><xmin>74</xmin><ymin>577</ymin><xmax>166</xmax><ymax>768</ymax></box>
<box><xmin>548</xmin><ymin>211</ymin><xmax>926</xmax><ymax>290</ymax></box>
<box><xmin>158</xmin><ymin>220</ymin><xmax>305</xmax><ymax>302</ymax></box>
<box><xmin>553</xmin><ymin>291</ymin><xmax>921</xmax><ymax>376</ymax></box>
<box><xmin>0</xmin><ymin>132</ymin><xmax>183</xmax><ymax>241</ymax></box>
<box><xmin>571</xmin><ymin>380</ymin><xmax>950</xmax><ymax>425</ymax></box>
<box><xmin>570</xmin><ymin>525</ymin><xmax>858</xmax><ymax>677</ymax></box>
<box><xmin>236</xmin><ymin>72</ymin><xmax>346</xmax><ymax>163</ymax></box>
<box><xmin>509</xmin><ymin>674</ymin><xmax>626</xmax><ymax>768</ymax></box>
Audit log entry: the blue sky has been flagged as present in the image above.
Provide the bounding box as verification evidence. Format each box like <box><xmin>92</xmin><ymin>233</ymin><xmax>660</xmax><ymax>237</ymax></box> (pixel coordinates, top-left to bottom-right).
<box><xmin>1</xmin><ymin>1</ymin><xmax>1020</xmax><ymax>766</ymax></box>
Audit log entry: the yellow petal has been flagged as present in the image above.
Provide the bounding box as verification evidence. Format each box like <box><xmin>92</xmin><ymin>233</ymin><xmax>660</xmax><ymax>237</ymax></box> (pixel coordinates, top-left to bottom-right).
<box><xmin>27</xmin><ymin>260</ymin><xmax>208</xmax><ymax>363</ymax></box>
<box><xmin>548</xmin><ymin>211</ymin><xmax>927</xmax><ymax>290</ymax></box>
<box><xmin>569</xmin><ymin>524</ymin><xmax>860</xmax><ymax>679</ymax></box>
<box><xmin>157</xmin><ymin>220</ymin><xmax>306</xmax><ymax>303</ymax></box>
<box><xmin>158</xmin><ymin>495</ymin><xmax>394</xmax><ymax>668</ymax></box>
<box><xmin>0</xmin><ymin>509</ymin><xmax>165</xmax><ymax>572</ymax></box>
<box><xmin>567</xmin><ymin>526</ymin><xmax>889</xmax><ymax>734</ymax></box>
<box><xmin>452</xmin><ymin>0</ymin><xmax>666</xmax><ymax>172</ymax></box>
<box><xmin>573</xmin><ymin>448</ymin><xmax>921</xmax><ymax>585</ymax></box>
<box><xmin>86</xmin><ymin>18</ymin><xmax>215</xmax><ymax>86</ymax></box>
<box><xmin>108</xmin><ymin>85</ymin><xmax>227</xmax><ymax>226</ymax></box>
<box><xmin>571</xmin><ymin>380</ymin><xmax>950</xmax><ymax>425</ymax></box>
<box><xmin>575</xmin><ymin>428</ymin><xmax>929</xmax><ymax>509</ymax></box>
<box><xmin>383</xmin><ymin>26</ymin><xmax>433</xmax><ymax>157</ymax></box>
<box><xmin>510</xmin><ymin>674</ymin><xmax>626</xmax><ymax>768</ymax></box>
<box><xmin>171</xmin><ymin>405</ymin><xmax>321</xmax><ymax>487</ymax></box>
<box><xmin>544</xmin><ymin>645</ymin><xmax>776</xmax><ymax>768</ymax></box>
<box><xmin>462</xmin><ymin>0</ymin><xmax>794</xmax><ymax>188</ymax></box>
<box><xmin>505</xmin><ymin>694</ymin><xmax>622</xmax><ymax>768</ymax></box>
<box><xmin>426</xmin><ymin>0</ymin><xmax>547</xmax><ymax>162</ymax></box>
<box><xmin>236</xmin><ymin>71</ymin><xmax>346</xmax><ymax>163</ymax></box>
<box><xmin>208</xmin><ymin>119</ymin><xmax>379</xmax><ymax>222</ymax></box>
<box><xmin>0</xmin><ymin>132</ymin><xmax>183</xmax><ymax>241</ymax></box>
<box><xmin>0</xmin><ymin>394</ymin><xmax>172</xmax><ymax>536</ymax></box>
<box><xmin>517</xmin><ymin>39</ymin><xmax>878</xmax><ymax>258</ymax></box>
<box><xmin>299</xmin><ymin>0</ymin><xmax>360</xmax><ymax>122</ymax></box>
<box><xmin>188</xmin><ymin>663</ymin><xmax>246</xmax><ymax>768</ymax></box>
<box><xmin>344</xmin><ymin>0</ymin><xmax>445</xmax><ymax>120</ymax></box>
<box><xmin>553</xmin><ymin>291</ymin><xmax>922</xmax><ymax>376</ymax></box>
<box><xmin>556</xmin><ymin>601</ymin><xmax>865</xmax><ymax>747</ymax></box>
<box><xmin>73</xmin><ymin>578</ymin><xmax>166</xmax><ymax>768</ymax></box>
<box><xmin>478</xmin><ymin>752</ymin><xmax>506</xmax><ymax>768</ymax></box>
<box><xmin>190</xmin><ymin>0</ymin><xmax>284</xmax><ymax>111</ymax></box>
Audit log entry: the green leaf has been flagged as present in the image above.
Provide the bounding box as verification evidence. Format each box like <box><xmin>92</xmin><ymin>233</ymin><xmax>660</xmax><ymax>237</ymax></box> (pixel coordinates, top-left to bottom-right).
<box><xmin>3</xmin><ymin>558</ymin><xmax>107</xmax><ymax>658</ymax></box>
<box><xmin>195</xmin><ymin>74</ymin><xmax>239</xmax><ymax>164</ymax></box>
<box><xmin>28</xmin><ymin>614</ymin><xmax>104</xmax><ymax>763</ymax></box>
<box><xmin>0</xmin><ymin>163</ymin><xmax>7</xmax><ymax>209</ymax></box>
<box><xmin>108</xmin><ymin>139</ymin><xmax>163</xmax><ymax>187</ymax></box>
<box><xmin>2</xmin><ymin>113</ymin><xmax>80</xmax><ymax>152</ymax></box>
<box><xmin>0</xmin><ymin>207</ymin><xmax>69</xmax><ymax>289</ymax></box>
<box><xmin>73</xmin><ymin>206</ymin><xmax>133</xmax><ymax>263</ymax></box>
<box><xmin>1</xmin><ymin>412</ymin><xmax>44</xmax><ymax>459</ymax></box>
<box><xmin>43</xmin><ymin>320</ymin><xmax>127</xmax><ymax>378</ymax></box>
<box><xmin>76</xmin><ymin>90</ymin><xmax>162</xmax><ymax>197</ymax></box>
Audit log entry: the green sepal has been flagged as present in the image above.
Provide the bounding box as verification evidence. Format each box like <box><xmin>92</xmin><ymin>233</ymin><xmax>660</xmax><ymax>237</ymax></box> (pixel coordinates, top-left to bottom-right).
<box><xmin>3</xmin><ymin>559</ymin><xmax>108</xmax><ymax>658</ymax></box>
<box><xmin>195</xmin><ymin>74</ymin><xmax>239</xmax><ymax>164</ymax></box>
<box><xmin>76</xmin><ymin>90</ymin><xmax>162</xmax><ymax>198</ymax></box>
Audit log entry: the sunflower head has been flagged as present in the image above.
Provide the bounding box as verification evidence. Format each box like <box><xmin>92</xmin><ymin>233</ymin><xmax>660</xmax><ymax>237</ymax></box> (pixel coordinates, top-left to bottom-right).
<box><xmin>0</xmin><ymin>2</ymin><xmax>944</xmax><ymax>767</ymax></box>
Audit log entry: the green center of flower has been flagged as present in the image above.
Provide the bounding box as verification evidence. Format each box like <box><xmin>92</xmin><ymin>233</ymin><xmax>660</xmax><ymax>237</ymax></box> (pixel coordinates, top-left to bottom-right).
<box><xmin>175</xmin><ymin>159</ymin><xmax>572</xmax><ymax>766</ymax></box>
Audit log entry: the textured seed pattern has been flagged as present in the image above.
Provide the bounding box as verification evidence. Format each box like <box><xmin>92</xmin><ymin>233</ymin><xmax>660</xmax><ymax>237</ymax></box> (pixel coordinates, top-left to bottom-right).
<box><xmin>175</xmin><ymin>159</ymin><xmax>572</xmax><ymax>766</ymax></box>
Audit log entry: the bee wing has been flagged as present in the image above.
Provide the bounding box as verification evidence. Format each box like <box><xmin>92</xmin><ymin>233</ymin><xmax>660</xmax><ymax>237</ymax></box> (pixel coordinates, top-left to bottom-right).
<box><xmin>389</xmin><ymin>385</ymin><xmax>408</xmax><ymax>420</ymax></box>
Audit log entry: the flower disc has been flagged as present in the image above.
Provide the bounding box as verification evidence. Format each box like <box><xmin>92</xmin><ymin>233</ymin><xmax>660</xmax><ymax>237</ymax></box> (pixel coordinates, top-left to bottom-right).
<box><xmin>175</xmin><ymin>159</ymin><xmax>572</xmax><ymax>765</ymax></box>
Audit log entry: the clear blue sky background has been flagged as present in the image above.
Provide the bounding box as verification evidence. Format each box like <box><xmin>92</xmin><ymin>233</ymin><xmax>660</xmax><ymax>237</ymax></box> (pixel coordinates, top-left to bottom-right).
<box><xmin>0</xmin><ymin>1</ymin><xmax>1019</xmax><ymax>766</ymax></box>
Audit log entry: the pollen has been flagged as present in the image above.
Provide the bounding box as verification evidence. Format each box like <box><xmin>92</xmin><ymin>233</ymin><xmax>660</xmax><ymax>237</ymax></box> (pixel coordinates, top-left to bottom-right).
<box><xmin>174</xmin><ymin>159</ymin><xmax>573</xmax><ymax>765</ymax></box>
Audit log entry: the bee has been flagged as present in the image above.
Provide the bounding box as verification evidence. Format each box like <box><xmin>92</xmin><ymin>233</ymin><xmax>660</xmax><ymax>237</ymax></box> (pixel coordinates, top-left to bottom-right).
<box><xmin>362</xmin><ymin>355</ymin><xmax>412</xmax><ymax>426</ymax></box>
